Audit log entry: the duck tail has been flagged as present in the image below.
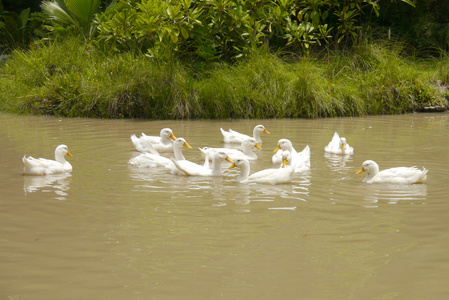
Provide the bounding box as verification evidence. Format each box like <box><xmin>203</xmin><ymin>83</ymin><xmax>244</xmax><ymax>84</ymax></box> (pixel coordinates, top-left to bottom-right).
<box><xmin>130</xmin><ymin>134</ymin><xmax>143</xmax><ymax>152</ymax></box>
<box><xmin>418</xmin><ymin>167</ymin><xmax>429</xmax><ymax>183</ymax></box>
<box><xmin>22</xmin><ymin>155</ymin><xmax>32</xmax><ymax>167</ymax></box>
<box><xmin>198</xmin><ymin>147</ymin><xmax>208</xmax><ymax>157</ymax></box>
<box><xmin>130</xmin><ymin>134</ymin><xmax>139</xmax><ymax>144</ymax></box>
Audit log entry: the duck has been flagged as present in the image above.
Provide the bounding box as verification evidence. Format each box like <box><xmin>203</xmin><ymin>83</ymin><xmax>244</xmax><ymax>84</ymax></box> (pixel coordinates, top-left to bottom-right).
<box><xmin>131</xmin><ymin>128</ymin><xmax>177</xmax><ymax>153</ymax></box>
<box><xmin>199</xmin><ymin>138</ymin><xmax>262</xmax><ymax>161</ymax></box>
<box><xmin>23</xmin><ymin>144</ymin><xmax>73</xmax><ymax>175</ymax></box>
<box><xmin>228</xmin><ymin>156</ymin><xmax>294</xmax><ymax>184</ymax></box>
<box><xmin>220</xmin><ymin>125</ymin><xmax>270</xmax><ymax>144</ymax></box>
<box><xmin>272</xmin><ymin>139</ymin><xmax>296</xmax><ymax>164</ymax></box>
<box><xmin>128</xmin><ymin>137</ymin><xmax>192</xmax><ymax>171</ymax></box>
<box><xmin>324</xmin><ymin>132</ymin><xmax>354</xmax><ymax>155</ymax></box>
<box><xmin>356</xmin><ymin>160</ymin><xmax>428</xmax><ymax>184</ymax></box>
<box><xmin>272</xmin><ymin>139</ymin><xmax>310</xmax><ymax>173</ymax></box>
<box><xmin>171</xmin><ymin>152</ymin><xmax>234</xmax><ymax>176</ymax></box>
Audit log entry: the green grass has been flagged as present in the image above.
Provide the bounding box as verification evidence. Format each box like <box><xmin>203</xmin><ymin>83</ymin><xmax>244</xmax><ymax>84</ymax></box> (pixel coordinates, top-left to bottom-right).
<box><xmin>0</xmin><ymin>38</ymin><xmax>447</xmax><ymax>119</ymax></box>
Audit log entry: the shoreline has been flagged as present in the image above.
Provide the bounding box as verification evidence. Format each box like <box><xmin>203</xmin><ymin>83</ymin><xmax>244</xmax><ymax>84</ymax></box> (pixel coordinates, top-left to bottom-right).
<box><xmin>1</xmin><ymin>41</ymin><xmax>448</xmax><ymax>120</ymax></box>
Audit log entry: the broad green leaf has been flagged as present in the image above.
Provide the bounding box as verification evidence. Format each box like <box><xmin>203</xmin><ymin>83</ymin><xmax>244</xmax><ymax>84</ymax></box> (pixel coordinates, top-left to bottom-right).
<box><xmin>42</xmin><ymin>1</ymin><xmax>79</xmax><ymax>27</ymax></box>
<box><xmin>399</xmin><ymin>0</ymin><xmax>415</xmax><ymax>7</ymax></box>
<box><xmin>181</xmin><ymin>27</ymin><xmax>189</xmax><ymax>39</ymax></box>
<box><xmin>19</xmin><ymin>8</ymin><xmax>30</xmax><ymax>27</ymax></box>
<box><xmin>312</xmin><ymin>11</ymin><xmax>319</xmax><ymax>25</ymax></box>
<box><xmin>65</xmin><ymin>0</ymin><xmax>101</xmax><ymax>24</ymax></box>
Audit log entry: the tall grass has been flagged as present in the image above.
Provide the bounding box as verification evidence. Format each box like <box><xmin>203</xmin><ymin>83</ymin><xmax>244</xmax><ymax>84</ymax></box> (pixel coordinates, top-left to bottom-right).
<box><xmin>0</xmin><ymin>38</ymin><xmax>196</xmax><ymax>118</ymax></box>
<box><xmin>0</xmin><ymin>38</ymin><xmax>447</xmax><ymax>119</ymax></box>
<box><xmin>323</xmin><ymin>41</ymin><xmax>448</xmax><ymax>115</ymax></box>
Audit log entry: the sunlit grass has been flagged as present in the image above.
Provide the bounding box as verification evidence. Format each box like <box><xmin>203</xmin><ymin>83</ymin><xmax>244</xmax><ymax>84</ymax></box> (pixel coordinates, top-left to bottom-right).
<box><xmin>0</xmin><ymin>38</ymin><xmax>447</xmax><ymax>119</ymax></box>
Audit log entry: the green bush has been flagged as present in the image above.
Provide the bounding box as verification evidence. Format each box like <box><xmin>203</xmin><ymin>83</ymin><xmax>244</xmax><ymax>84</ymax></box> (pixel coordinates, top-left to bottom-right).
<box><xmin>93</xmin><ymin>0</ymin><xmax>415</xmax><ymax>61</ymax></box>
<box><xmin>0</xmin><ymin>7</ymin><xmax>49</xmax><ymax>53</ymax></box>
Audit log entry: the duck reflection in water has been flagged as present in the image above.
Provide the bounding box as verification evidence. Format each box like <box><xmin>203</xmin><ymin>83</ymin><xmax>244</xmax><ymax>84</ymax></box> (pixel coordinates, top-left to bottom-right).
<box><xmin>324</xmin><ymin>152</ymin><xmax>353</xmax><ymax>174</ymax></box>
<box><xmin>361</xmin><ymin>183</ymin><xmax>428</xmax><ymax>206</ymax></box>
<box><xmin>23</xmin><ymin>173</ymin><xmax>71</xmax><ymax>200</ymax></box>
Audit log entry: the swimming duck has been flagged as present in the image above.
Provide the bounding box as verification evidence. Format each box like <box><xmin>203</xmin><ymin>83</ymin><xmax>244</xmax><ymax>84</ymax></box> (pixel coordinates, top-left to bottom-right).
<box><xmin>131</xmin><ymin>128</ymin><xmax>177</xmax><ymax>153</ymax></box>
<box><xmin>128</xmin><ymin>138</ymin><xmax>192</xmax><ymax>173</ymax></box>
<box><xmin>272</xmin><ymin>139</ymin><xmax>310</xmax><ymax>173</ymax></box>
<box><xmin>356</xmin><ymin>160</ymin><xmax>428</xmax><ymax>184</ymax></box>
<box><xmin>228</xmin><ymin>156</ymin><xmax>294</xmax><ymax>184</ymax></box>
<box><xmin>23</xmin><ymin>144</ymin><xmax>72</xmax><ymax>175</ymax></box>
<box><xmin>199</xmin><ymin>138</ymin><xmax>262</xmax><ymax>161</ymax></box>
<box><xmin>324</xmin><ymin>132</ymin><xmax>354</xmax><ymax>155</ymax></box>
<box><xmin>220</xmin><ymin>125</ymin><xmax>270</xmax><ymax>144</ymax></box>
<box><xmin>171</xmin><ymin>152</ymin><xmax>234</xmax><ymax>176</ymax></box>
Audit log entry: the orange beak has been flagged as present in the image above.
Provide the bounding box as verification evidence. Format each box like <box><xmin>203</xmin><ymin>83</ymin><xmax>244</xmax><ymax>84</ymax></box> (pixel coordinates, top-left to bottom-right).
<box><xmin>228</xmin><ymin>162</ymin><xmax>237</xmax><ymax>169</ymax></box>
<box><xmin>356</xmin><ymin>167</ymin><xmax>365</xmax><ymax>174</ymax></box>
<box><xmin>273</xmin><ymin>145</ymin><xmax>281</xmax><ymax>153</ymax></box>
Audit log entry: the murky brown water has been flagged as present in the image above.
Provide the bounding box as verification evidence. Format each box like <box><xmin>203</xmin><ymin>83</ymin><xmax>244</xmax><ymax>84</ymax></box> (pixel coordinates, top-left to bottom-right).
<box><xmin>1</xmin><ymin>112</ymin><xmax>448</xmax><ymax>299</ymax></box>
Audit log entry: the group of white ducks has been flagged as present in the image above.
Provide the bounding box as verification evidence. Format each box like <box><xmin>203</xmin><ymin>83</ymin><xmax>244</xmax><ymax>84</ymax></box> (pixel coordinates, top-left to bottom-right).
<box><xmin>128</xmin><ymin>125</ymin><xmax>302</xmax><ymax>184</ymax></box>
<box><xmin>22</xmin><ymin>125</ymin><xmax>428</xmax><ymax>185</ymax></box>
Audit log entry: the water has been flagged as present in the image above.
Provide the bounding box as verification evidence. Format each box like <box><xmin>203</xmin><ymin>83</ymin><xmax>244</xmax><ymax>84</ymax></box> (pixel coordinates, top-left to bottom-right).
<box><xmin>1</xmin><ymin>112</ymin><xmax>448</xmax><ymax>299</ymax></box>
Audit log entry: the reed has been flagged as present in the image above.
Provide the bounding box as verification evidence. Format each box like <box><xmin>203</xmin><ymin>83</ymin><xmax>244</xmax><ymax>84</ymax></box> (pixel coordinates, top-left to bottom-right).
<box><xmin>0</xmin><ymin>38</ymin><xmax>446</xmax><ymax>119</ymax></box>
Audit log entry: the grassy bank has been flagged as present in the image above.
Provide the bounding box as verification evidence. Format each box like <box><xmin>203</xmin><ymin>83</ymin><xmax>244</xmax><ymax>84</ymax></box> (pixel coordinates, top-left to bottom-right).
<box><xmin>0</xmin><ymin>38</ymin><xmax>448</xmax><ymax>119</ymax></box>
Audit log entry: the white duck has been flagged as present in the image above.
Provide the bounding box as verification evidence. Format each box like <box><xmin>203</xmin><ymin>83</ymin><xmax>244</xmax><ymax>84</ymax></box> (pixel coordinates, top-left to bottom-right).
<box><xmin>324</xmin><ymin>132</ymin><xmax>354</xmax><ymax>155</ymax></box>
<box><xmin>272</xmin><ymin>139</ymin><xmax>310</xmax><ymax>173</ymax></box>
<box><xmin>228</xmin><ymin>156</ymin><xmax>294</xmax><ymax>184</ymax></box>
<box><xmin>131</xmin><ymin>128</ymin><xmax>177</xmax><ymax>153</ymax></box>
<box><xmin>128</xmin><ymin>138</ymin><xmax>192</xmax><ymax>172</ymax></box>
<box><xmin>199</xmin><ymin>138</ymin><xmax>262</xmax><ymax>161</ymax></box>
<box><xmin>220</xmin><ymin>124</ymin><xmax>270</xmax><ymax>144</ymax></box>
<box><xmin>171</xmin><ymin>152</ymin><xmax>234</xmax><ymax>176</ymax></box>
<box><xmin>356</xmin><ymin>160</ymin><xmax>428</xmax><ymax>184</ymax></box>
<box><xmin>23</xmin><ymin>144</ymin><xmax>73</xmax><ymax>175</ymax></box>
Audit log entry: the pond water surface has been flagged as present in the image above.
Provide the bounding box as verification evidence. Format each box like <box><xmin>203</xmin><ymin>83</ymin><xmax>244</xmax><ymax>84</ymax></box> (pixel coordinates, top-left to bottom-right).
<box><xmin>1</xmin><ymin>112</ymin><xmax>448</xmax><ymax>299</ymax></box>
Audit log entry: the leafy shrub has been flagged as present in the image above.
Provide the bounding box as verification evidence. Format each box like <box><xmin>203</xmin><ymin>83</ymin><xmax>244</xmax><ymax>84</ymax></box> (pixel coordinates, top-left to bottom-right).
<box><xmin>0</xmin><ymin>7</ymin><xmax>48</xmax><ymax>53</ymax></box>
<box><xmin>93</xmin><ymin>0</ymin><xmax>415</xmax><ymax>61</ymax></box>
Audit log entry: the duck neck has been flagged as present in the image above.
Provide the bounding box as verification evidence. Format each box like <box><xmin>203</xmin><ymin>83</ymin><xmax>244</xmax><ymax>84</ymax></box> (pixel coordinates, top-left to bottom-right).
<box><xmin>237</xmin><ymin>162</ymin><xmax>250</xmax><ymax>183</ymax></box>
<box><xmin>242</xmin><ymin>144</ymin><xmax>256</xmax><ymax>158</ymax></box>
<box><xmin>370</xmin><ymin>164</ymin><xmax>379</xmax><ymax>175</ymax></box>
<box><xmin>210</xmin><ymin>158</ymin><xmax>223</xmax><ymax>176</ymax></box>
<box><xmin>253</xmin><ymin>129</ymin><xmax>262</xmax><ymax>144</ymax></box>
<box><xmin>282</xmin><ymin>143</ymin><xmax>296</xmax><ymax>156</ymax></box>
<box><xmin>173</xmin><ymin>147</ymin><xmax>185</xmax><ymax>161</ymax></box>
<box><xmin>160</xmin><ymin>137</ymin><xmax>171</xmax><ymax>145</ymax></box>
<box><xmin>364</xmin><ymin>165</ymin><xmax>379</xmax><ymax>182</ymax></box>
<box><xmin>55</xmin><ymin>151</ymin><xmax>67</xmax><ymax>164</ymax></box>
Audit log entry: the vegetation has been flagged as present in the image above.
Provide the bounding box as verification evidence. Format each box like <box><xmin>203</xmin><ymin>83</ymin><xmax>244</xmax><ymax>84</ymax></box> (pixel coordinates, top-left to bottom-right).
<box><xmin>0</xmin><ymin>0</ymin><xmax>448</xmax><ymax>119</ymax></box>
<box><xmin>0</xmin><ymin>5</ymin><xmax>48</xmax><ymax>53</ymax></box>
<box><xmin>91</xmin><ymin>0</ymin><xmax>415</xmax><ymax>60</ymax></box>
<box><xmin>377</xmin><ymin>0</ymin><xmax>449</xmax><ymax>55</ymax></box>
<box><xmin>0</xmin><ymin>37</ymin><xmax>447</xmax><ymax>119</ymax></box>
